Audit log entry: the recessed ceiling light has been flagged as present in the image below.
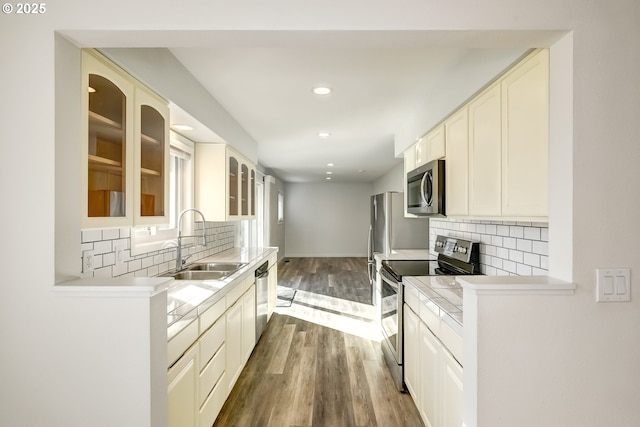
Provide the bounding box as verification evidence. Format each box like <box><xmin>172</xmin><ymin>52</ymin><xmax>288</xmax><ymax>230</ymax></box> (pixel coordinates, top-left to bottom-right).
<box><xmin>313</xmin><ymin>86</ymin><xmax>332</xmax><ymax>95</ymax></box>
<box><xmin>171</xmin><ymin>124</ymin><xmax>194</xmax><ymax>131</ymax></box>
<box><xmin>326</xmin><ymin>177</ymin><xmax>332</xmax><ymax>180</ymax></box>
<box><xmin>318</xmin><ymin>132</ymin><xmax>331</xmax><ymax>138</ymax></box>
<box><xmin>358</xmin><ymin>169</ymin><xmax>367</xmax><ymax>173</ymax></box>
<box><xmin>327</xmin><ymin>163</ymin><xmax>334</xmax><ymax>167</ymax></box>
<box><xmin>326</xmin><ymin>171</ymin><xmax>333</xmax><ymax>175</ymax></box>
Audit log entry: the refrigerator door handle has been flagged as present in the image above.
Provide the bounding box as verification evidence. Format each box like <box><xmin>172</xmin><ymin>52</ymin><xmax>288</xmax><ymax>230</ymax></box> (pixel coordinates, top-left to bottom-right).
<box><xmin>367</xmin><ymin>225</ymin><xmax>373</xmax><ymax>262</ymax></box>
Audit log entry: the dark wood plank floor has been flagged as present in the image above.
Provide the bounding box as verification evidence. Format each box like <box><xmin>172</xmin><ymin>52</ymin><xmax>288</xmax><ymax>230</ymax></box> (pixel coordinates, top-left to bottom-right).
<box><xmin>278</xmin><ymin>257</ymin><xmax>373</xmax><ymax>305</ymax></box>
<box><xmin>213</xmin><ymin>257</ymin><xmax>423</xmax><ymax>427</ymax></box>
<box><xmin>214</xmin><ymin>313</ymin><xmax>424</xmax><ymax>427</ymax></box>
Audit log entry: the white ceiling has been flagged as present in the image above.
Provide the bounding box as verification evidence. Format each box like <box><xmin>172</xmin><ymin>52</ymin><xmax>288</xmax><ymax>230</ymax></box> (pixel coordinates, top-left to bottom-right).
<box><xmin>170</xmin><ymin>46</ymin><xmax>477</xmax><ymax>183</ymax></box>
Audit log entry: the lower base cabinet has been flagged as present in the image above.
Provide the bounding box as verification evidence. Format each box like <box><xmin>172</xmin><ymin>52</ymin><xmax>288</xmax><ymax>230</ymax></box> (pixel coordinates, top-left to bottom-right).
<box><xmin>168</xmin><ymin>269</ymin><xmax>264</xmax><ymax>427</ymax></box>
<box><xmin>404</xmin><ymin>303</ymin><xmax>464</xmax><ymax>427</ymax></box>
<box><xmin>168</xmin><ymin>345</ymin><xmax>198</xmax><ymax>427</ymax></box>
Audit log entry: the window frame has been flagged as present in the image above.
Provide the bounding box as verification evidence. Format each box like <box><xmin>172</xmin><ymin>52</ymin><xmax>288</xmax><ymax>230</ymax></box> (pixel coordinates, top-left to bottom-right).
<box><xmin>130</xmin><ymin>131</ymin><xmax>194</xmax><ymax>256</ymax></box>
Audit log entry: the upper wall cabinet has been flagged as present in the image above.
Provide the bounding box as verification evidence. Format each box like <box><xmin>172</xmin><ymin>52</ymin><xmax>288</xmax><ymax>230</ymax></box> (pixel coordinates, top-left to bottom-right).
<box><xmin>500</xmin><ymin>49</ymin><xmax>549</xmax><ymax>217</ymax></box>
<box><xmin>415</xmin><ymin>124</ymin><xmax>446</xmax><ymax>169</ymax></box>
<box><xmin>82</xmin><ymin>49</ymin><xmax>169</xmax><ymax>228</ymax></box>
<box><xmin>444</xmin><ymin>107</ymin><xmax>469</xmax><ymax>217</ymax></box>
<box><xmin>468</xmin><ymin>82</ymin><xmax>502</xmax><ymax>217</ymax></box>
<box><xmin>195</xmin><ymin>144</ymin><xmax>256</xmax><ymax>221</ymax></box>
<box><xmin>404</xmin><ymin>48</ymin><xmax>549</xmax><ymax>221</ymax></box>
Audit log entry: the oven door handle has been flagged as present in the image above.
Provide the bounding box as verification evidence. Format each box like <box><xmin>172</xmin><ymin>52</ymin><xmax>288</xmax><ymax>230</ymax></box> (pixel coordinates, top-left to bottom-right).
<box><xmin>381</xmin><ymin>273</ymin><xmax>399</xmax><ymax>291</ymax></box>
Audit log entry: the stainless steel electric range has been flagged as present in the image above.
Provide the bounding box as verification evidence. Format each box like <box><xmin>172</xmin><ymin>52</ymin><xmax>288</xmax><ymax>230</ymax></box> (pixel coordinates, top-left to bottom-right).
<box><xmin>378</xmin><ymin>235</ymin><xmax>480</xmax><ymax>391</ymax></box>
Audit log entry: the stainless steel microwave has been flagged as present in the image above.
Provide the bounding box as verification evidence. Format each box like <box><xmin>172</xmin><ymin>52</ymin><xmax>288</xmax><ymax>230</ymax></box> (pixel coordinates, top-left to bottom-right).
<box><xmin>406</xmin><ymin>159</ymin><xmax>445</xmax><ymax>216</ymax></box>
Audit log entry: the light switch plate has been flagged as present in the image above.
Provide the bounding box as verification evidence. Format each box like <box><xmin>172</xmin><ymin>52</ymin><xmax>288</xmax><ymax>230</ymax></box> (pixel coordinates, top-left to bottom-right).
<box><xmin>114</xmin><ymin>243</ymin><xmax>125</xmax><ymax>265</ymax></box>
<box><xmin>596</xmin><ymin>268</ymin><xmax>631</xmax><ymax>302</ymax></box>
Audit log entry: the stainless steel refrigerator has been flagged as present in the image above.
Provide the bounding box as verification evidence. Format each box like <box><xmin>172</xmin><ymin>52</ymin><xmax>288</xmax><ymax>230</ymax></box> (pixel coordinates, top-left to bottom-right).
<box><xmin>367</xmin><ymin>192</ymin><xmax>429</xmax><ymax>287</ymax></box>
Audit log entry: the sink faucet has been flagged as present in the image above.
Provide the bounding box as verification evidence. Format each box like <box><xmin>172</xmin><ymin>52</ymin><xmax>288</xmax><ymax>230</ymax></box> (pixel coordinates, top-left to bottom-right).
<box><xmin>176</xmin><ymin>208</ymin><xmax>207</xmax><ymax>271</ymax></box>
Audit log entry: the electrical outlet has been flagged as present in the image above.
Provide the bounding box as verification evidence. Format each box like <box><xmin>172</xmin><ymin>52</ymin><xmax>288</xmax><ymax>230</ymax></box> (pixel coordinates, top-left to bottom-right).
<box><xmin>83</xmin><ymin>250</ymin><xmax>94</xmax><ymax>273</ymax></box>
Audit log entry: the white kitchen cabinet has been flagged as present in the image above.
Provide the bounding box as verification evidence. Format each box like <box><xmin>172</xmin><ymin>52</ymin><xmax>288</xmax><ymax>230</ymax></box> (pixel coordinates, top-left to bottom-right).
<box><xmin>444</xmin><ymin>108</ymin><xmax>469</xmax><ymax>217</ymax></box>
<box><xmin>225</xmin><ymin>281</ymin><xmax>256</xmax><ymax>392</ymax></box>
<box><xmin>134</xmin><ymin>84</ymin><xmax>170</xmax><ymax>225</ymax></box>
<box><xmin>403</xmin><ymin>300</ymin><xmax>463</xmax><ymax>427</ymax></box>
<box><xmin>415</xmin><ymin>124</ymin><xmax>446</xmax><ymax>169</ymax></box>
<box><xmin>168</xmin><ymin>344</ymin><xmax>199</xmax><ymax>427</ymax></box>
<box><xmin>267</xmin><ymin>254</ymin><xmax>278</xmax><ymax>321</ymax></box>
<box><xmin>468</xmin><ymin>81</ymin><xmax>502</xmax><ymax>217</ymax></box>
<box><xmin>501</xmin><ymin>48</ymin><xmax>549</xmax><ymax>218</ymax></box>
<box><xmin>198</xmin><ymin>316</ymin><xmax>227</xmax><ymax>427</ymax></box>
<box><xmin>83</xmin><ymin>49</ymin><xmax>134</xmax><ymax>228</ymax></box>
<box><xmin>419</xmin><ymin>320</ymin><xmax>441</xmax><ymax>427</ymax></box>
<box><xmin>414</xmin><ymin>135</ymin><xmax>428</xmax><ymax>168</ymax></box>
<box><xmin>225</xmin><ymin>298</ymin><xmax>243</xmax><ymax>393</ymax></box>
<box><xmin>403</xmin><ymin>146</ymin><xmax>418</xmax><ymax>218</ymax></box>
<box><xmin>403</xmin><ymin>304</ymin><xmax>420</xmax><ymax>399</ymax></box>
<box><xmin>195</xmin><ymin>143</ymin><xmax>256</xmax><ymax>221</ymax></box>
<box><xmin>82</xmin><ymin>49</ymin><xmax>170</xmax><ymax>228</ymax></box>
<box><xmin>441</xmin><ymin>347</ymin><xmax>464</xmax><ymax>427</ymax></box>
<box><xmin>242</xmin><ymin>284</ymin><xmax>256</xmax><ymax>361</ymax></box>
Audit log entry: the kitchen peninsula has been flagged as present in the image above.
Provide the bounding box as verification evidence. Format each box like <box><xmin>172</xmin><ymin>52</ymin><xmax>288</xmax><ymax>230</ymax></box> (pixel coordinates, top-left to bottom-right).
<box><xmin>53</xmin><ymin>247</ymin><xmax>278</xmax><ymax>427</ymax></box>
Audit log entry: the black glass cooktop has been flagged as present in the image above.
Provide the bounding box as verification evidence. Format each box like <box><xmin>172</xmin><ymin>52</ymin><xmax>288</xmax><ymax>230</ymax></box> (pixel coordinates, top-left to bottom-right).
<box><xmin>381</xmin><ymin>259</ymin><xmax>439</xmax><ymax>281</ymax></box>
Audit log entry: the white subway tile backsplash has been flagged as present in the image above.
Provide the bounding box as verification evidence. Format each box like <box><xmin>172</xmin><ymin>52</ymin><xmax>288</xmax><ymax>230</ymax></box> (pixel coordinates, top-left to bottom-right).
<box><xmin>82</xmin><ymin>229</ymin><xmax>102</xmax><ymax>243</ymax></box>
<box><xmin>103</xmin><ymin>252</ymin><xmax>115</xmax><ymax>267</ymax></box>
<box><xmin>517</xmin><ymin>264</ymin><xmax>532</xmax><ymax>276</ymax></box>
<box><xmin>497</xmin><ymin>225</ymin><xmax>510</xmax><ymax>236</ymax></box>
<box><xmin>517</xmin><ymin>239</ymin><xmax>533</xmax><ymax>253</ymax></box>
<box><xmin>509</xmin><ymin>249</ymin><xmax>523</xmax><ymax>263</ymax></box>
<box><xmin>532</xmin><ymin>241</ymin><xmax>548</xmax><ymax>256</ymax></box>
<box><xmin>524</xmin><ymin>252</ymin><xmax>540</xmax><ymax>268</ymax></box>
<box><xmin>503</xmin><ymin>237</ymin><xmax>517</xmax><ymax>249</ymax></box>
<box><xmin>524</xmin><ymin>227</ymin><xmax>541</xmax><ymax>241</ymax></box>
<box><xmin>102</xmin><ymin>228</ymin><xmax>120</xmax><ymax>240</ymax></box>
<box><xmin>509</xmin><ymin>226</ymin><xmax>524</xmax><ymax>238</ymax></box>
<box><xmin>93</xmin><ymin>240</ymin><xmax>113</xmax><ymax>255</ymax></box>
<box><xmin>496</xmin><ymin>247</ymin><xmax>509</xmax><ymax>259</ymax></box>
<box><xmin>503</xmin><ymin>260</ymin><xmax>517</xmax><ymax>274</ymax></box>
<box><xmin>80</xmin><ymin>221</ymin><xmax>237</xmax><ymax>278</ymax></box>
<box><xmin>430</xmin><ymin>218</ymin><xmax>548</xmax><ymax>277</ymax></box>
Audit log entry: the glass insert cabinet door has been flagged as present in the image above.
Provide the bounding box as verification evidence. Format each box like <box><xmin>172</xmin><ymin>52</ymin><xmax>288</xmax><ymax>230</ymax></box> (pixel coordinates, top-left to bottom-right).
<box><xmin>87</xmin><ymin>74</ymin><xmax>126</xmax><ymax>218</ymax></box>
<box><xmin>139</xmin><ymin>105</ymin><xmax>165</xmax><ymax>217</ymax></box>
<box><xmin>84</xmin><ymin>52</ymin><xmax>134</xmax><ymax>227</ymax></box>
<box><xmin>135</xmin><ymin>83</ymin><xmax>170</xmax><ymax>224</ymax></box>
<box><xmin>83</xmin><ymin>49</ymin><xmax>169</xmax><ymax>227</ymax></box>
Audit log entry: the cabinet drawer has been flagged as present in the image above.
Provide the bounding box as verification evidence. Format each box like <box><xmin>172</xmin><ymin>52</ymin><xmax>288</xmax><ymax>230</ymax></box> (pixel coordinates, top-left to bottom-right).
<box><xmin>439</xmin><ymin>318</ymin><xmax>464</xmax><ymax>366</ymax></box>
<box><xmin>200</xmin><ymin>317</ymin><xmax>225</xmax><ymax>368</ymax></box>
<box><xmin>226</xmin><ymin>275</ymin><xmax>253</xmax><ymax>307</ymax></box>
<box><xmin>199</xmin><ymin>343</ymin><xmax>226</xmax><ymax>406</ymax></box>
<box><xmin>199</xmin><ymin>298</ymin><xmax>226</xmax><ymax>335</ymax></box>
<box><xmin>199</xmin><ymin>372</ymin><xmax>227</xmax><ymax>427</ymax></box>
<box><xmin>419</xmin><ymin>298</ymin><xmax>441</xmax><ymax>337</ymax></box>
<box><xmin>404</xmin><ymin>284</ymin><xmax>420</xmax><ymax>314</ymax></box>
<box><xmin>168</xmin><ymin>317</ymin><xmax>198</xmax><ymax>367</ymax></box>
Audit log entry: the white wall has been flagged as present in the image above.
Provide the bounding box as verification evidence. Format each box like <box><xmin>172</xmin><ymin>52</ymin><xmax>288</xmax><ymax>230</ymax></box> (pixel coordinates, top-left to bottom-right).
<box><xmin>372</xmin><ymin>162</ymin><xmax>404</xmax><ymax>194</ymax></box>
<box><xmin>284</xmin><ymin>182</ymin><xmax>372</xmax><ymax>257</ymax></box>
<box><xmin>2</xmin><ymin>1</ymin><xmax>640</xmax><ymax>426</ymax></box>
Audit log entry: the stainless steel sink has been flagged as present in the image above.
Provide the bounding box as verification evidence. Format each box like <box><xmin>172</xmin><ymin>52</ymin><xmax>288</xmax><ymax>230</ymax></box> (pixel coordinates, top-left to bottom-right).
<box><xmin>186</xmin><ymin>262</ymin><xmax>246</xmax><ymax>272</ymax></box>
<box><xmin>161</xmin><ymin>270</ymin><xmax>230</xmax><ymax>281</ymax></box>
<box><xmin>160</xmin><ymin>262</ymin><xmax>246</xmax><ymax>281</ymax></box>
